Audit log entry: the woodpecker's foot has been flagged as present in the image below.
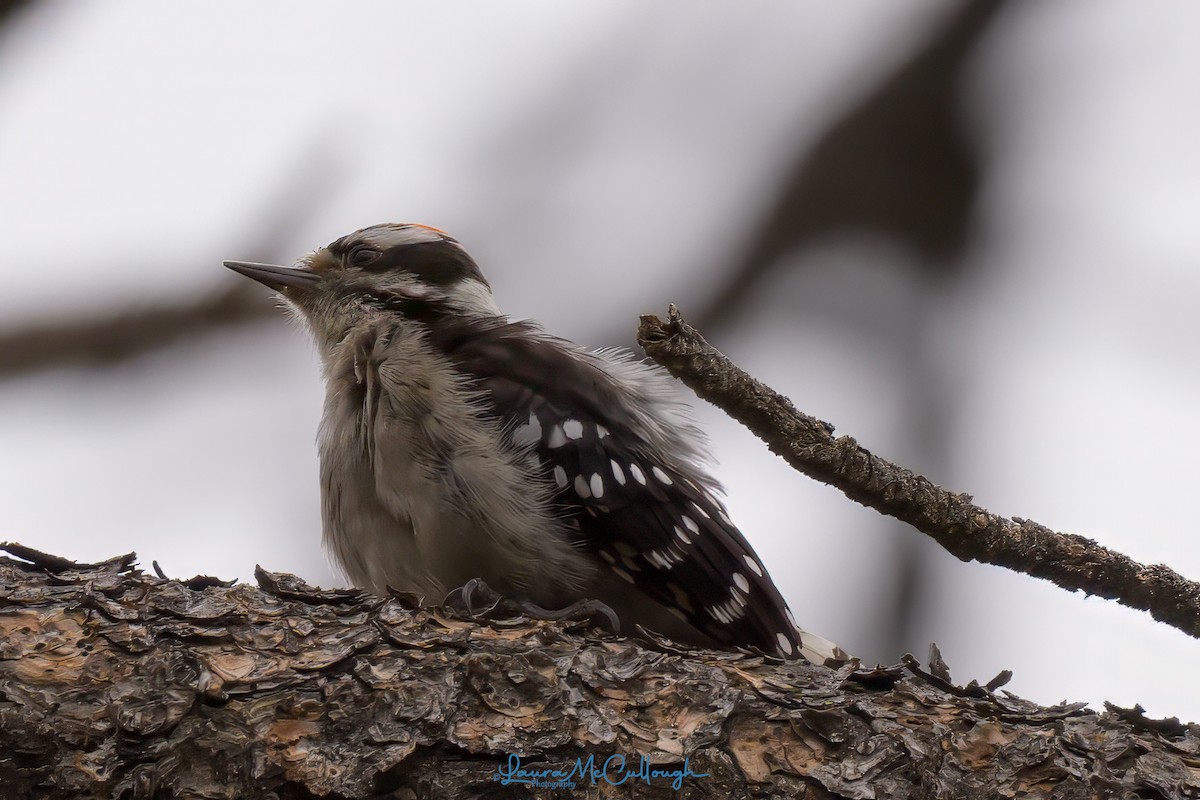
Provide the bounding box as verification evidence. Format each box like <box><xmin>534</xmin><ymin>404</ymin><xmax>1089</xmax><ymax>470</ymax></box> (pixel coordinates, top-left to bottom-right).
<box><xmin>442</xmin><ymin>578</ymin><xmax>621</xmax><ymax>635</ymax></box>
<box><xmin>517</xmin><ymin>598</ymin><xmax>621</xmax><ymax>636</ymax></box>
<box><xmin>445</xmin><ymin>577</ymin><xmax>503</xmax><ymax>617</ymax></box>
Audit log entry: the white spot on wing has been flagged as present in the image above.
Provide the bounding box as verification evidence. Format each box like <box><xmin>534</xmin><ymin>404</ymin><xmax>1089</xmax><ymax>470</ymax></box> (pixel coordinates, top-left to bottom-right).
<box><xmin>646</xmin><ymin>550</ymin><xmax>671</xmax><ymax>570</ymax></box>
<box><xmin>651</xmin><ymin>466</ymin><xmax>673</xmax><ymax>485</ymax></box>
<box><xmin>674</xmin><ymin>526</ymin><xmax>691</xmax><ymax>545</ymax></box>
<box><xmin>596</xmin><ymin>424</ymin><xmax>609</xmax><ymax>438</ymax></box>
<box><xmin>574</xmin><ymin>474</ymin><xmax>591</xmax><ymax>499</ymax></box>
<box><xmin>563</xmin><ymin>419</ymin><xmax>584</xmax><ymax>440</ymax></box>
<box><xmin>610</xmin><ymin>460</ymin><xmax>626</xmax><ymax>485</ymax></box>
<box><xmin>629</xmin><ymin>464</ymin><xmax>646</xmax><ymax>485</ymax></box>
<box><xmin>589</xmin><ymin>473</ymin><xmax>604</xmax><ymax>498</ymax></box>
<box><xmin>743</xmin><ymin>555</ymin><xmax>763</xmax><ymax>577</ymax></box>
<box><xmin>689</xmin><ymin>501</ymin><xmax>710</xmax><ymax>519</ymax></box>
<box><xmin>681</xmin><ymin>515</ymin><xmax>699</xmax><ymax>534</ymax></box>
<box><xmin>546</xmin><ymin>425</ymin><xmax>567</xmax><ymax>449</ymax></box>
<box><xmin>776</xmin><ymin>632</ymin><xmax>794</xmax><ymax>655</ymax></box>
<box><xmin>722</xmin><ymin>602</ymin><xmax>743</xmax><ymax>620</ymax></box>
<box><xmin>553</xmin><ymin>466</ymin><xmax>568</xmax><ymax>489</ymax></box>
<box><xmin>732</xmin><ymin>573</ymin><xmax>750</xmax><ymax>593</ymax></box>
<box><xmin>612</xmin><ymin>566</ymin><xmax>636</xmax><ymax>584</ymax></box>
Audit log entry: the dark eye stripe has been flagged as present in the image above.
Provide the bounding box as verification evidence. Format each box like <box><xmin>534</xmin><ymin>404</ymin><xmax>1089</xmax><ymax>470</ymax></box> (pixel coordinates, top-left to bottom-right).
<box><xmin>349</xmin><ymin>245</ymin><xmax>380</xmax><ymax>267</ymax></box>
<box><xmin>365</xmin><ymin>241</ymin><xmax>489</xmax><ymax>288</ymax></box>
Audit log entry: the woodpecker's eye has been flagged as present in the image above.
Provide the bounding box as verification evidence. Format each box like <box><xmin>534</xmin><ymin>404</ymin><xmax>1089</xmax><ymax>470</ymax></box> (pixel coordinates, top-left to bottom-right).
<box><xmin>348</xmin><ymin>245</ymin><xmax>380</xmax><ymax>268</ymax></box>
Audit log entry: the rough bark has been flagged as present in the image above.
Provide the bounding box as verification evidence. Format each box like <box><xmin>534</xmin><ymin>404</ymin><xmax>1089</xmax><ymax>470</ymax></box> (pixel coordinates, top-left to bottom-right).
<box><xmin>1</xmin><ymin>548</ymin><xmax>1196</xmax><ymax>799</ymax></box>
<box><xmin>637</xmin><ymin>306</ymin><xmax>1200</xmax><ymax>642</ymax></box>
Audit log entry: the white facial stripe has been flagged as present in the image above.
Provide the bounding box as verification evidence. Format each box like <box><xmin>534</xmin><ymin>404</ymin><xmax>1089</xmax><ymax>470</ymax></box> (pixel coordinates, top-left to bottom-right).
<box><xmin>443</xmin><ymin>278</ymin><xmax>501</xmax><ymax>317</ymax></box>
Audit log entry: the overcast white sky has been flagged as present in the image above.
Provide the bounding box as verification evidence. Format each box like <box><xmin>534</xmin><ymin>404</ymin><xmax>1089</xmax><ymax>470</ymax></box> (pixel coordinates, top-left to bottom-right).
<box><xmin>2</xmin><ymin>0</ymin><xmax>1198</xmax><ymax>722</ymax></box>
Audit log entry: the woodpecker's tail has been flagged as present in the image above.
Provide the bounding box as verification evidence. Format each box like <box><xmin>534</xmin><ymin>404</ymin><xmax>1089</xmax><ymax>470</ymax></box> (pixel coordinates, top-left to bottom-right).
<box><xmin>797</xmin><ymin>628</ymin><xmax>856</xmax><ymax>668</ymax></box>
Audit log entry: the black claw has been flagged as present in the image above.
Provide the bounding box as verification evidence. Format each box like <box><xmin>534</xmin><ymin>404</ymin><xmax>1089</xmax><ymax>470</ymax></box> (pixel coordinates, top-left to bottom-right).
<box><xmin>443</xmin><ymin>578</ymin><xmax>502</xmax><ymax>617</ymax></box>
<box><xmin>465</xmin><ymin>578</ymin><xmax>502</xmax><ymax>616</ymax></box>
<box><xmin>522</xmin><ymin>598</ymin><xmax>621</xmax><ymax>635</ymax></box>
<box><xmin>441</xmin><ymin>578</ymin><xmax>621</xmax><ymax>635</ymax></box>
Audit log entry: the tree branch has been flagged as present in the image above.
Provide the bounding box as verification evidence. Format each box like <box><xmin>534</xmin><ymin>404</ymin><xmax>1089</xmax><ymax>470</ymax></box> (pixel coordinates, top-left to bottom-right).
<box><xmin>0</xmin><ymin>133</ymin><xmax>342</xmax><ymax>382</ymax></box>
<box><xmin>1</xmin><ymin>550</ymin><xmax>1196</xmax><ymax>798</ymax></box>
<box><xmin>637</xmin><ymin>305</ymin><xmax>1200</xmax><ymax>640</ymax></box>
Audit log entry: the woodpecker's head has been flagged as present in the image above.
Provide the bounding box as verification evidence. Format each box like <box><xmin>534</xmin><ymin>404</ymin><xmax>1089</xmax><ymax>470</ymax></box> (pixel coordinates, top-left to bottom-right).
<box><xmin>225</xmin><ymin>223</ymin><xmax>501</xmax><ymax>344</ymax></box>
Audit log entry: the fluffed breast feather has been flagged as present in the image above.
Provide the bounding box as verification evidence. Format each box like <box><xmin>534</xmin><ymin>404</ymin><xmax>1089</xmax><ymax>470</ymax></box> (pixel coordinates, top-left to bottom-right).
<box><xmin>319</xmin><ymin>316</ymin><xmax>594</xmax><ymax>602</ymax></box>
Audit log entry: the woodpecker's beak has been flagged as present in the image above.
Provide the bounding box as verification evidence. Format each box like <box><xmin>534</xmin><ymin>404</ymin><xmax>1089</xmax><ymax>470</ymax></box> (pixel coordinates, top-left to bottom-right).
<box><xmin>224</xmin><ymin>261</ymin><xmax>320</xmax><ymax>292</ymax></box>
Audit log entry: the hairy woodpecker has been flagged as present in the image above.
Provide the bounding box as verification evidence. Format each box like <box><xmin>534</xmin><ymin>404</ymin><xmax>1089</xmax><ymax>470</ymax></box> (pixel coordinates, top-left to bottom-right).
<box><xmin>225</xmin><ymin>223</ymin><xmax>848</xmax><ymax>664</ymax></box>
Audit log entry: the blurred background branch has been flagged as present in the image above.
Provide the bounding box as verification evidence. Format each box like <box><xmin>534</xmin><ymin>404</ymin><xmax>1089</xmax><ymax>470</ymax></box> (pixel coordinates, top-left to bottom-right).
<box><xmin>693</xmin><ymin>0</ymin><xmax>1001</xmax><ymax>334</ymax></box>
<box><xmin>0</xmin><ymin>0</ymin><xmax>33</xmax><ymax>26</ymax></box>
<box><xmin>0</xmin><ymin>136</ymin><xmax>342</xmax><ymax>378</ymax></box>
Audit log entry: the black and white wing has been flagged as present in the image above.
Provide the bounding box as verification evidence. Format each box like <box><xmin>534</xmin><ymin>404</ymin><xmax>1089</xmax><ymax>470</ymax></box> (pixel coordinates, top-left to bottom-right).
<box><xmin>430</xmin><ymin>318</ymin><xmax>848</xmax><ymax>664</ymax></box>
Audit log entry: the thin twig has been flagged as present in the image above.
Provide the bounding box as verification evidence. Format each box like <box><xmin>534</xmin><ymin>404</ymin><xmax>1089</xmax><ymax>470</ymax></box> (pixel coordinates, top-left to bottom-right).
<box><xmin>637</xmin><ymin>305</ymin><xmax>1200</xmax><ymax>640</ymax></box>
